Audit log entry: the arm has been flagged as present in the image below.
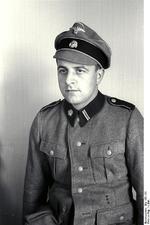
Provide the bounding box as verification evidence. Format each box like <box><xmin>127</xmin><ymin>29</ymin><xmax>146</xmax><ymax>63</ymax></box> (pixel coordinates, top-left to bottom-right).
<box><xmin>126</xmin><ymin>108</ymin><xmax>144</xmax><ymax>225</ymax></box>
<box><xmin>23</xmin><ymin>112</ymin><xmax>57</xmax><ymax>225</ymax></box>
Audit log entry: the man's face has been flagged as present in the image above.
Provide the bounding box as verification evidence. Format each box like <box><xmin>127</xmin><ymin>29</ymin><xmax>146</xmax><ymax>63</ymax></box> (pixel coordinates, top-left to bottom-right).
<box><xmin>57</xmin><ymin>59</ymin><xmax>102</xmax><ymax>110</ymax></box>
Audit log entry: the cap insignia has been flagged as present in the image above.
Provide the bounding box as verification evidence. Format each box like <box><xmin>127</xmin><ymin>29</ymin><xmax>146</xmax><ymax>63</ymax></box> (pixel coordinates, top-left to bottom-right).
<box><xmin>69</xmin><ymin>40</ymin><xmax>78</xmax><ymax>48</ymax></box>
<box><xmin>71</xmin><ymin>23</ymin><xmax>85</xmax><ymax>34</ymax></box>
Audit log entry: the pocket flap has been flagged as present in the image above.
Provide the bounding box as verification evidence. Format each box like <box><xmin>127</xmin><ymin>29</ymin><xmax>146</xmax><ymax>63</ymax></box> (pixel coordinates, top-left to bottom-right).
<box><xmin>40</xmin><ymin>141</ymin><xmax>67</xmax><ymax>159</ymax></box>
<box><xmin>90</xmin><ymin>141</ymin><xmax>124</xmax><ymax>158</ymax></box>
<box><xmin>97</xmin><ymin>203</ymin><xmax>133</xmax><ymax>225</ymax></box>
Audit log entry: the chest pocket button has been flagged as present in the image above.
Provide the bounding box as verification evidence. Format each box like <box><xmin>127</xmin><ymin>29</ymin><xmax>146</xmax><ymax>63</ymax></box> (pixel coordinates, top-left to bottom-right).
<box><xmin>106</xmin><ymin>149</ymin><xmax>112</xmax><ymax>156</ymax></box>
<box><xmin>77</xmin><ymin>141</ymin><xmax>82</xmax><ymax>147</ymax></box>
<box><xmin>119</xmin><ymin>215</ymin><xmax>124</xmax><ymax>221</ymax></box>
<box><xmin>50</xmin><ymin>150</ymin><xmax>54</xmax><ymax>156</ymax></box>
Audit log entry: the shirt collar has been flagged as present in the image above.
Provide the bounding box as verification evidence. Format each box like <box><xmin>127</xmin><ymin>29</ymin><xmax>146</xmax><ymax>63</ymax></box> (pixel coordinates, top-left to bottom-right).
<box><xmin>63</xmin><ymin>91</ymin><xmax>105</xmax><ymax>127</ymax></box>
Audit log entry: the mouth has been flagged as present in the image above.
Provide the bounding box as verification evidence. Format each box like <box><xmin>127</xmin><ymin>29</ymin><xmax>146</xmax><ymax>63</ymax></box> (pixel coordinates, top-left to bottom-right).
<box><xmin>65</xmin><ymin>89</ymin><xmax>79</xmax><ymax>92</ymax></box>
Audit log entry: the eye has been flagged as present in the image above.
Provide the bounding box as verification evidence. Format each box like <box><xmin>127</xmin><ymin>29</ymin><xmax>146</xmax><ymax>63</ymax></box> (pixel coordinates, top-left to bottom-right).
<box><xmin>58</xmin><ymin>68</ymin><xmax>68</xmax><ymax>75</ymax></box>
<box><xmin>76</xmin><ymin>68</ymin><xmax>86</xmax><ymax>74</ymax></box>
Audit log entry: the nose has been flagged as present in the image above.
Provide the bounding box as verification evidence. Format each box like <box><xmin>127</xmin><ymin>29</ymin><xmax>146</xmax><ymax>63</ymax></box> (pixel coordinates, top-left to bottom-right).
<box><xmin>65</xmin><ymin>70</ymin><xmax>75</xmax><ymax>85</ymax></box>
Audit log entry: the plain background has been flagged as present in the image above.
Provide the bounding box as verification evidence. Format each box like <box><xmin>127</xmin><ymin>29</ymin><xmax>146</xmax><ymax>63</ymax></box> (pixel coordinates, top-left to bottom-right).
<box><xmin>0</xmin><ymin>0</ymin><xmax>143</xmax><ymax>224</ymax></box>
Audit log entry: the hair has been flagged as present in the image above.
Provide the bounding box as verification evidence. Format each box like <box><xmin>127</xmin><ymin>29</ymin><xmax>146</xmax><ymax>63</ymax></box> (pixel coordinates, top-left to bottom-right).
<box><xmin>95</xmin><ymin>63</ymin><xmax>104</xmax><ymax>71</ymax></box>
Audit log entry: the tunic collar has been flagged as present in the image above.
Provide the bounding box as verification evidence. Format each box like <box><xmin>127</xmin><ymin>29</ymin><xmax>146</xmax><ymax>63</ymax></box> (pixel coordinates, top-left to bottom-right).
<box><xmin>63</xmin><ymin>91</ymin><xmax>105</xmax><ymax>127</ymax></box>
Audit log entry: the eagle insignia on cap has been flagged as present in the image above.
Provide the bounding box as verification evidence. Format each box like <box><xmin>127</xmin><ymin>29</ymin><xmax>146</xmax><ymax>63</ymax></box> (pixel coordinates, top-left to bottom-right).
<box><xmin>69</xmin><ymin>40</ymin><xmax>78</xmax><ymax>48</ymax></box>
<box><xmin>71</xmin><ymin>22</ymin><xmax>85</xmax><ymax>34</ymax></box>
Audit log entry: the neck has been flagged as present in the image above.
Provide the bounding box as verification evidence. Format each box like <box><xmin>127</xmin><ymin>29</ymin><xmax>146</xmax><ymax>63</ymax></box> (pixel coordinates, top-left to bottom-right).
<box><xmin>72</xmin><ymin>89</ymin><xmax>99</xmax><ymax>110</ymax></box>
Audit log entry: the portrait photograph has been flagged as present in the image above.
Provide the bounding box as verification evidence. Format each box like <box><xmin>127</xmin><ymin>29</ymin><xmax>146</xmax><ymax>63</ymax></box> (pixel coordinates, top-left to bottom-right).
<box><xmin>0</xmin><ymin>0</ymin><xmax>144</xmax><ymax>225</ymax></box>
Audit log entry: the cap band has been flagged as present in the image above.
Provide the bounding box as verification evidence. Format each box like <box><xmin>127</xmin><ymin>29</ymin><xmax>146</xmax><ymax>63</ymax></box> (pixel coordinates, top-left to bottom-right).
<box><xmin>55</xmin><ymin>38</ymin><xmax>109</xmax><ymax>69</ymax></box>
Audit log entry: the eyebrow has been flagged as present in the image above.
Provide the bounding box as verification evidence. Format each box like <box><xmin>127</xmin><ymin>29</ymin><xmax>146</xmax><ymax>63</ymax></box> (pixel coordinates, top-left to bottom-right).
<box><xmin>75</xmin><ymin>66</ymin><xmax>88</xmax><ymax>71</ymax></box>
<box><xmin>57</xmin><ymin>66</ymin><xmax>67</xmax><ymax>69</ymax></box>
<box><xmin>57</xmin><ymin>65</ymin><xmax>89</xmax><ymax>71</ymax></box>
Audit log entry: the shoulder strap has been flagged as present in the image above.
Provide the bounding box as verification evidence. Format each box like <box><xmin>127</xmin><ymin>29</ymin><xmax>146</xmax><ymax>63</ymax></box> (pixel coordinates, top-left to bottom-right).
<box><xmin>40</xmin><ymin>99</ymin><xmax>61</xmax><ymax>112</ymax></box>
<box><xmin>107</xmin><ymin>97</ymin><xmax>135</xmax><ymax>111</ymax></box>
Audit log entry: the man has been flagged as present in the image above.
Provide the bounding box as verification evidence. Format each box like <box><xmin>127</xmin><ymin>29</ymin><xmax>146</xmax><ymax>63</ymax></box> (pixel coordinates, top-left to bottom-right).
<box><xmin>23</xmin><ymin>22</ymin><xmax>143</xmax><ymax>225</ymax></box>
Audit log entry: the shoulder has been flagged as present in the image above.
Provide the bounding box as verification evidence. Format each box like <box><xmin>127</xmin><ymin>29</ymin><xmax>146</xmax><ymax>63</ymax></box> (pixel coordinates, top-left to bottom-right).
<box><xmin>106</xmin><ymin>96</ymin><xmax>135</xmax><ymax>111</ymax></box>
<box><xmin>40</xmin><ymin>99</ymin><xmax>62</xmax><ymax>112</ymax></box>
<box><xmin>30</xmin><ymin>99</ymin><xmax>62</xmax><ymax>134</ymax></box>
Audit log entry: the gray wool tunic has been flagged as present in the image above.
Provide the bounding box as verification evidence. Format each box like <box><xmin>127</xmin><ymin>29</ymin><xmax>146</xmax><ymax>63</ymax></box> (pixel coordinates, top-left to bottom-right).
<box><xmin>23</xmin><ymin>93</ymin><xmax>143</xmax><ymax>225</ymax></box>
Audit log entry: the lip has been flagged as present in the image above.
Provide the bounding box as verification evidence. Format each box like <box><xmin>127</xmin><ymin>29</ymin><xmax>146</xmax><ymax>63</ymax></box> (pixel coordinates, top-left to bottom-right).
<box><xmin>65</xmin><ymin>89</ymin><xmax>79</xmax><ymax>92</ymax></box>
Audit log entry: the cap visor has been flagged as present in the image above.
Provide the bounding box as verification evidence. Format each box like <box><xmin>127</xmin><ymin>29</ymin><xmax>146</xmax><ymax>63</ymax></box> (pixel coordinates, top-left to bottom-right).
<box><xmin>53</xmin><ymin>49</ymin><xmax>98</xmax><ymax>65</ymax></box>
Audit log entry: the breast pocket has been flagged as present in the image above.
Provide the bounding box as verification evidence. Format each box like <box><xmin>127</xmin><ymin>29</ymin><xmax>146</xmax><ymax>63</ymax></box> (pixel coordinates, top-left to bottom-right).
<box><xmin>40</xmin><ymin>141</ymin><xmax>70</xmax><ymax>183</ymax></box>
<box><xmin>90</xmin><ymin>141</ymin><xmax>128</xmax><ymax>183</ymax></box>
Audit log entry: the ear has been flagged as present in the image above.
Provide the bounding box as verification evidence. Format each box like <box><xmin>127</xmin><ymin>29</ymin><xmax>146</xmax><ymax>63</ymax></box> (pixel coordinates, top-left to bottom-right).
<box><xmin>96</xmin><ymin>68</ymin><xmax>105</xmax><ymax>85</ymax></box>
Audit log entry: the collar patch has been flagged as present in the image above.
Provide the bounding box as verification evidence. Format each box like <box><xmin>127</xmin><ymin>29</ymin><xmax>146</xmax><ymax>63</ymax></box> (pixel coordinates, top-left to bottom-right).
<box><xmin>63</xmin><ymin>92</ymin><xmax>105</xmax><ymax>127</ymax></box>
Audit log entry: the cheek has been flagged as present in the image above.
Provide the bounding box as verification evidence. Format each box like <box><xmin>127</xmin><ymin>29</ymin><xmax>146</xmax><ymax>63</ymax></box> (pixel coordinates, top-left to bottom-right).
<box><xmin>81</xmin><ymin>78</ymin><xmax>97</xmax><ymax>90</ymax></box>
<box><xmin>58</xmin><ymin>76</ymin><xmax>65</xmax><ymax>87</ymax></box>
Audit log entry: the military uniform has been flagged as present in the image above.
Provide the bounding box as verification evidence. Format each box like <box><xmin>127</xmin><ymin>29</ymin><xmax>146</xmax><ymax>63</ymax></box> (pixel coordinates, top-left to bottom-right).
<box><xmin>23</xmin><ymin>22</ymin><xmax>143</xmax><ymax>225</ymax></box>
<box><xmin>23</xmin><ymin>92</ymin><xmax>143</xmax><ymax>225</ymax></box>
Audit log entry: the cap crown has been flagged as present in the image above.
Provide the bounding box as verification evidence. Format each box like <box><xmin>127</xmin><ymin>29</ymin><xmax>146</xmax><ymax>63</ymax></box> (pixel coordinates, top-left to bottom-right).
<box><xmin>54</xmin><ymin>22</ymin><xmax>111</xmax><ymax>69</ymax></box>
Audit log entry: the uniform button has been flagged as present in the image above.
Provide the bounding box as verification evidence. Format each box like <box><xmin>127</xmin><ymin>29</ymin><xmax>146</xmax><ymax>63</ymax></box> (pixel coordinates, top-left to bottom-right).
<box><xmin>111</xmin><ymin>98</ymin><xmax>117</xmax><ymax>103</ymax></box>
<box><xmin>78</xmin><ymin>166</ymin><xmax>83</xmax><ymax>172</ymax></box>
<box><xmin>119</xmin><ymin>215</ymin><xmax>124</xmax><ymax>221</ymax></box>
<box><xmin>68</xmin><ymin>109</ymin><xmax>73</xmax><ymax>116</ymax></box>
<box><xmin>62</xmin><ymin>207</ymin><xmax>66</xmax><ymax>213</ymax></box>
<box><xmin>76</xmin><ymin>141</ymin><xmax>82</xmax><ymax>147</ymax></box>
<box><xmin>107</xmin><ymin>149</ymin><xmax>112</xmax><ymax>156</ymax></box>
<box><xmin>50</xmin><ymin>150</ymin><xmax>54</xmax><ymax>156</ymax></box>
<box><xmin>78</xmin><ymin>188</ymin><xmax>83</xmax><ymax>193</ymax></box>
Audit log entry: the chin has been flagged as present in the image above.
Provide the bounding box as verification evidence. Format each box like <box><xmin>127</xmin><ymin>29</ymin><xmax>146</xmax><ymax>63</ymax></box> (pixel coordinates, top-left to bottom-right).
<box><xmin>65</xmin><ymin>97</ymin><xmax>81</xmax><ymax>105</ymax></box>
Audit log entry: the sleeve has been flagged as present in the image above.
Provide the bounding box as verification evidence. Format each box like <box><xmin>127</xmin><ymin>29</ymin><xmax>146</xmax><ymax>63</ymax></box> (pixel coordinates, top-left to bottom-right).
<box><xmin>23</xmin><ymin>112</ymin><xmax>57</xmax><ymax>225</ymax></box>
<box><xmin>126</xmin><ymin>107</ymin><xmax>144</xmax><ymax>225</ymax></box>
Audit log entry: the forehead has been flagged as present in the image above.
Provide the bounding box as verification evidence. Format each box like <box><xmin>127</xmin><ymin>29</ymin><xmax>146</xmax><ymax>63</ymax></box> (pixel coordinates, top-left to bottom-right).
<box><xmin>56</xmin><ymin>59</ymin><xmax>96</xmax><ymax>69</ymax></box>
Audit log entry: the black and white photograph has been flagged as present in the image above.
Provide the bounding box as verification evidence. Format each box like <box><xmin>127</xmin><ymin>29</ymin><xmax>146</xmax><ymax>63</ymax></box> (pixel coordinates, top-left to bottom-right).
<box><xmin>0</xmin><ymin>1</ymin><xmax>144</xmax><ymax>225</ymax></box>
